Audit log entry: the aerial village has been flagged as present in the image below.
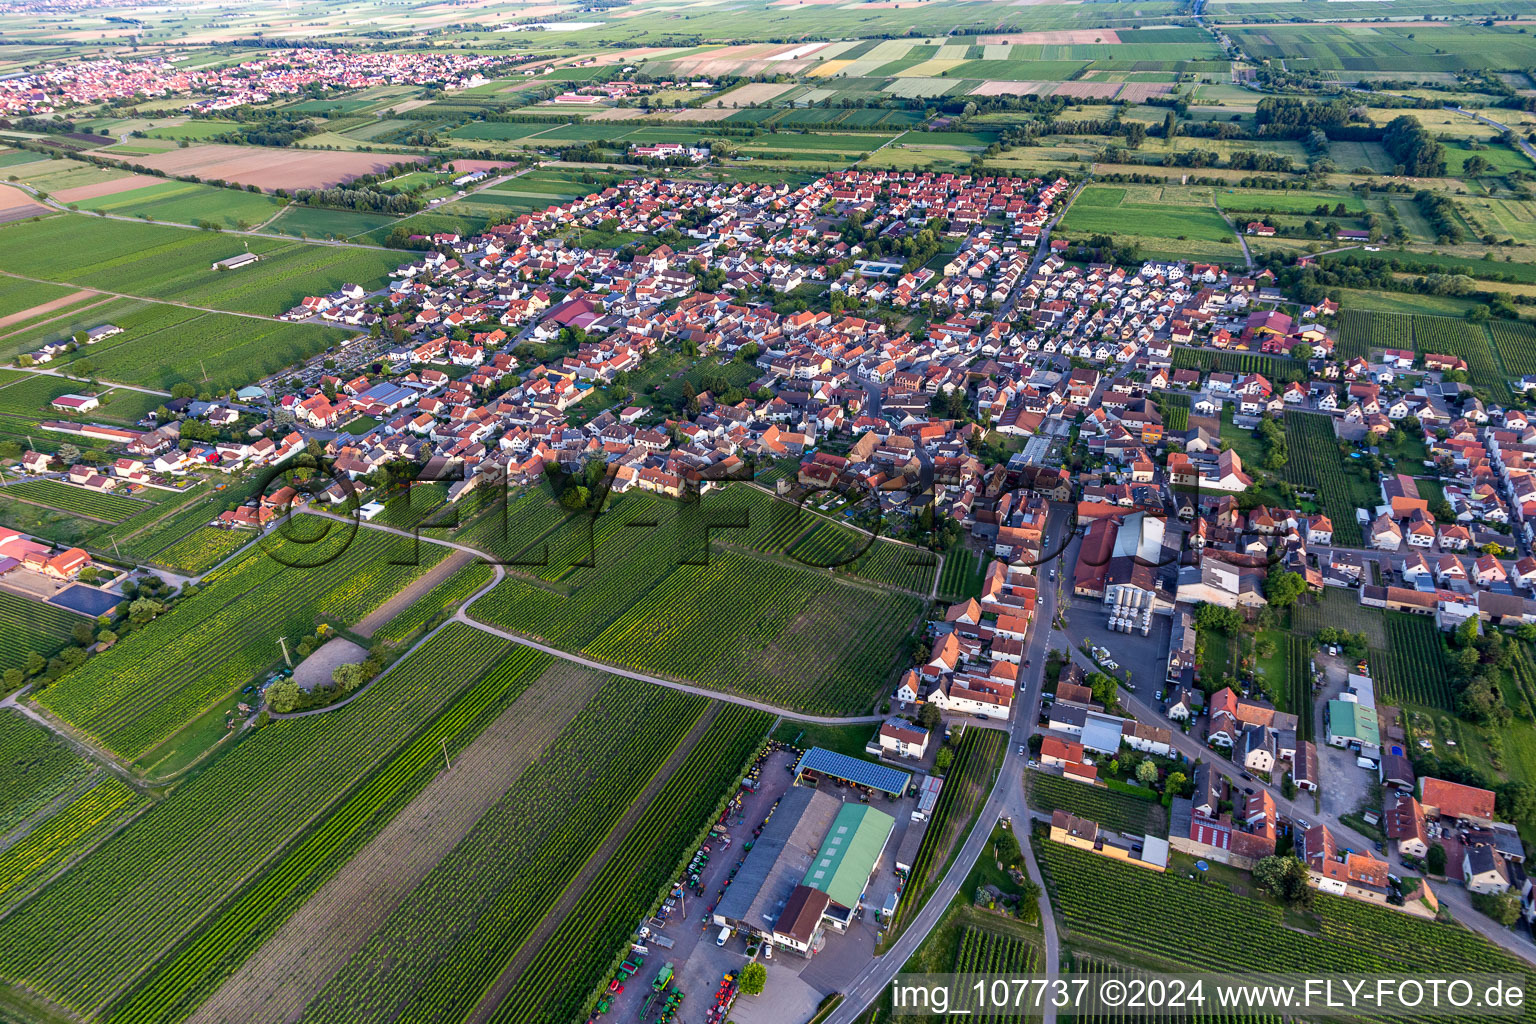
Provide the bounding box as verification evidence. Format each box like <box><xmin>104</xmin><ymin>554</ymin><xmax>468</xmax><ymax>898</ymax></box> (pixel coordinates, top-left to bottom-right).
<box><xmin>7</xmin><ymin>166</ymin><xmax>1536</xmax><ymax>928</ymax></box>
<box><xmin>0</xmin><ymin>49</ymin><xmax>529</xmax><ymax>115</ymax></box>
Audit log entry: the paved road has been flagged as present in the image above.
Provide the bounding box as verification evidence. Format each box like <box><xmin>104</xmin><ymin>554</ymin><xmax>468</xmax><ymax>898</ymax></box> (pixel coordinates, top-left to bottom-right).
<box><xmin>1453</xmin><ymin>108</ymin><xmax>1536</xmax><ymax>164</ymax></box>
<box><xmin>827</xmin><ymin>509</ymin><xmax>1067</xmax><ymax>1024</ymax></box>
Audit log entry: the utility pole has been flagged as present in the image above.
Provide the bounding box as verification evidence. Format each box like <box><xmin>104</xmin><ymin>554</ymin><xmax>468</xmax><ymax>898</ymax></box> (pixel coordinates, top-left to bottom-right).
<box><xmin>277</xmin><ymin>637</ymin><xmax>292</xmax><ymax>667</ymax></box>
<box><xmin>441</xmin><ymin>737</ymin><xmax>451</xmax><ymax>770</ymax></box>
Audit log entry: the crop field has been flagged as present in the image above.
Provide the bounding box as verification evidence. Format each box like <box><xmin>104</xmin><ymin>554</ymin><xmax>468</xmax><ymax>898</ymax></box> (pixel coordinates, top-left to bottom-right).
<box><xmin>1153</xmin><ymin>392</ymin><xmax>1189</xmax><ymax>433</ymax></box>
<box><xmin>0</xmin><ymin>711</ymin><xmax>98</xmax><ymax>839</ymax></box>
<box><xmin>112</xmin><ymin>483</ymin><xmax>233</xmax><ymax>562</ymax></box>
<box><xmin>1280</xmin><ymin>413</ymin><xmax>1368</xmax><ymax>547</ymax></box>
<box><xmin>1287</xmin><ymin>636</ymin><xmax>1315</xmax><ymax>743</ymax></box>
<box><xmin>1372</xmin><ymin>613</ymin><xmax>1455</xmax><ymax>710</ymax></box>
<box><xmin>1037</xmin><ymin>839</ymin><xmax>1535</xmax><ymax>988</ymax></box>
<box><xmin>75</xmin><ymin>305</ymin><xmax>345</xmax><ymax>390</ymax></box>
<box><xmin>936</xmin><ymin>545</ymin><xmax>986</xmax><ymax>603</ymax></box>
<box><xmin>35</xmin><ymin>519</ymin><xmax>447</xmax><ymax>763</ymax></box>
<box><xmin>480</xmin><ymin>703</ymin><xmax>769</xmax><ymax>1024</ymax></box>
<box><xmin>146</xmin><ymin>527</ymin><xmax>251</xmax><ymax>574</ymax></box>
<box><xmin>1026</xmin><ymin>771</ymin><xmax>1163</xmax><ymax>837</ymax></box>
<box><xmin>1171</xmin><ymin>348</ymin><xmax>1306</xmax><ymax>383</ymax></box>
<box><xmin>1336</xmin><ymin>308</ymin><xmax>1412</xmax><ymax>359</ymax></box>
<box><xmin>1072</xmin><ymin>955</ymin><xmax>1283</xmax><ymax>1024</ymax></box>
<box><xmin>0</xmin><ymin>589</ymin><xmax>79</xmax><ymax>672</ymax></box>
<box><xmin>788</xmin><ymin>521</ymin><xmax>938</xmax><ymax>593</ymax></box>
<box><xmin>0</xmin><ymin>277</ymin><xmax>76</xmax><ymax>321</ymax></box>
<box><xmin>372</xmin><ymin>560</ymin><xmax>496</xmax><ymax>644</ymax></box>
<box><xmin>0</xmin><ymin>371</ymin><xmax>90</xmax><ymax>416</ymax></box>
<box><xmin>263</xmin><ymin>205</ymin><xmax>398</xmax><ymax>240</ymax></box>
<box><xmin>1061</xmin><ymin>186</ymin><xmax>1233</xmax><ymax>243</ymax></box>
<box><xmin>4</xmin><ymin>480</ymin><xmax>149</xmax><ymax>522</ymax></box>
<box><xmin>69</xmin><ymin>180</ymin><xmax>284</xmax><ymax>229</ymax></box>
<box><xmin>582</xmin><ymin>548</ymin><xmax>920</xmax><ymax>713</ymax></box>
<box><xmin>292</xmin><ymin>681</ymin><xmax>751</xmax><ymax>1024</ymax></box>
<box><xmin>0</xmin><ymin>773</ymin><xmax>145</xmax><ymax>918</ymax></box>
<box><xmin>945</xmin><ymin>929</ymin><xmax>1041</xmax><ymax>1024</ymax></box>
<box><xmin>0</xmin><ymin>622</ymin><xmax>513</xmax><ymax>1020</ymax></box>
<box><xmin>1491</xmin><ymin>320</ymin><xmax>1536</xmax><ymax>378</ymax></box>
<box><xmin>0</xmin><ymin>217</ymin><xmax>399</xmax><ymax>318</ymax></box>
<box><xmin>891</xmin><ymin>727</ymin><xmax>1005</xmax><ymax>933</ymax></box>
<box><xmin>1290</xmin><ymin>587</ymin><xmax>1386</xmax><ymax>648</ymax></box>
<box><xmin>1411</xmin><ymin>315</ymin><xmax>1505</xmax><ymax>393</ymax></box>
<box><xmin>468</xmin><ymin>486</ymin><xmax>921</xmax><ymax>713</ymax></box>
<box><xmin>112</xmin><ymin>640</ymin><xmax>556</xmax><ymax>1024</ymax></box>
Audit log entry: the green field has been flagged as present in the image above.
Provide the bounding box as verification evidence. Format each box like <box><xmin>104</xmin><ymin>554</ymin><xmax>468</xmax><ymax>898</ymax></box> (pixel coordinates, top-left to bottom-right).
<box><xmin>0</xmin><ymin>623</ymin><xmax>518</xmax><ymax>1019</ymax></box>
<box><xmin>0</xmin><ymin>590</ymin><xmax>81</xmax><ymax>673</ymax></box>
<box><xmin>299</xmin><ymin>683</ymin><xmax>767</xmax><ymax>1024</ymax></box>
<box><xmin>0</xmin><ymin>216</ymin><xmax>400</xmax><ymax>318</ymax></box>
<box><xmin>1281</xmin><ymin>413</ymin><xmax>1373</xmax><ymax>547</ymax></box>
<box><xmin>1037</xmin><ymin>838</ymin><xmax>1535</xmax><ymax>992</ymax></box>
<box><xmin>3</xmin><ymin>480</ymin><xmax>149</xmax><ymax>522</ymax></box>
<box><xmin>1061</xmin><ymin>185</ymin><xmax>1235</xmax><ymax>251</ymax></box>
<box><xmin>1027</xmin><ymin>771</ymin><xmax>1164</xmax><ymax>837</ymax></box>
<box><xmin>891</xmin><ymin>727</ymin><xmax>1005</xmax><ymax>933</ymax></box>
<box><xmin>34</xmin><ymin>518</ymin><xmax>447</xmax><ymax>763</ymax></box>
<box><xmin>468</xmin><ymin>484</ymin><xmax>920</xmax><ymax>714</ymax></box>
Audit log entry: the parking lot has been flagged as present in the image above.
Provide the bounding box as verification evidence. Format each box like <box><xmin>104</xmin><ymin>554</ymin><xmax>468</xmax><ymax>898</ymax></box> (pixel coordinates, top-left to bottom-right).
<box><xmin>1065</xmin><ymin>595</ymin><xmax>1173</xmax><ymax>694</ymax></box>
<box><xmin>1312</xmin><ymin>653</ymin><xmax>1380</xmax><ymax>821</ymax></box>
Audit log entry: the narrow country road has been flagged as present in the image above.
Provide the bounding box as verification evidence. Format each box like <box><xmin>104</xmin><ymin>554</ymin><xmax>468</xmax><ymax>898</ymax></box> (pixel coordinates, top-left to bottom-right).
<box><xmin>1453</xmin><ymin>108</ymin><xmax>1536</xmax><ymax>164</ymax></box>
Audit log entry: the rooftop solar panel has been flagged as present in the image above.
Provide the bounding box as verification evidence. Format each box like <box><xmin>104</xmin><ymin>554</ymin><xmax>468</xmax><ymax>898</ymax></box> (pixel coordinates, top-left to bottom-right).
<box><xmin>793</xmin><ymin>747</ymin><xmax>911</xmax><ymax>796</ymax></box>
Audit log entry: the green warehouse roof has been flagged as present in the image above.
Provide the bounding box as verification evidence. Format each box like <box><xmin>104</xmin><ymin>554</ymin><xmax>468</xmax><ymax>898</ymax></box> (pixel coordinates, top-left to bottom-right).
<box><xmin>1328</xmin><ymin>699</ymin><xmax>1380</xmax><ymax>748</ymax></box>
<box><xmin>803</xmin><ymin>803</ymin><xmax>895</xmax><ymax>910</ymax></box>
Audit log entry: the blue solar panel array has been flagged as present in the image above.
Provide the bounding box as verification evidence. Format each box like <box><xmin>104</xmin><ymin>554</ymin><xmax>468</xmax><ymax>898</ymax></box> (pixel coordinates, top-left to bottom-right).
<box><xmin>793</xmin><ymin>747</ymin><xmax>911</xmax><ymax>796</ymax></box>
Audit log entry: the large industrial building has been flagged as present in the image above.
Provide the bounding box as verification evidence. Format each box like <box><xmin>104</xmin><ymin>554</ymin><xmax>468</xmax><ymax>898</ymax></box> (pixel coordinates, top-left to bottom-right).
<box><xmin>712</xmin><ymin>786</ymin><xmax>896</xmax><ymax>958</ymax></box>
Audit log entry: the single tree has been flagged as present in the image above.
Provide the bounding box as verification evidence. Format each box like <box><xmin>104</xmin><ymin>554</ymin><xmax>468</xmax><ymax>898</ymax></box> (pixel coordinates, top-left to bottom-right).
<box><xmin>918</xmin><ymin>702</ymin><xmax>942</xmax><ymax>732</ymax></box>
<box><xmin>739</xmin><ymin>961</ymin><xmax>767</xmax><ymax>996</ymax></box>
<box><xmin>1252</xmin><ymin>855</ymin><xmax>1313</xmax><ymax>908</ymax></box>
<box><xmin>1136</xmin><ymin>760</ymin><xmax>1158</xmax><ymax>785</ymax></box>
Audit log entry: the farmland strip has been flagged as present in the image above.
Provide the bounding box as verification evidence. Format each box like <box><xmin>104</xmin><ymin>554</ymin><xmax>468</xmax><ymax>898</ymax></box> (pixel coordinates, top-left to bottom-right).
<box><xmin>185</xmin><ymin>659</ymin><xmax>601</xmax><ymax>1024</ymax></box>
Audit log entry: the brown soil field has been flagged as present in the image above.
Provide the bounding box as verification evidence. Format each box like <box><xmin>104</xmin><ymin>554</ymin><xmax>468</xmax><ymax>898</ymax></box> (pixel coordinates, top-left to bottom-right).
<box><xmin>0</xmin><ymin>289</ymin><xmax>98</xmax><ymax>330</ymax></box>
<box><xmin>131</xmin><ymin>145</ymin><xmax>425</xmax><ymax>191</ymax></box>
<box><xmin>0</xmin><ymin>184</ymin><xmax>47</xmax><ymax>224</ymax></box>
<box><xmin>704</xmin><ymin>81</ymin><xmax>797</xmax><ymax>108</ymax></box>
<box><xmin>1116</xmin><ymin>82</ymin><xmax>1173</xmax><ymax>101</ymax></box>
<box><xmin>52</xmin><ymin>175</ymin><xmax>164</xmax><ymax>203</ymax></box>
